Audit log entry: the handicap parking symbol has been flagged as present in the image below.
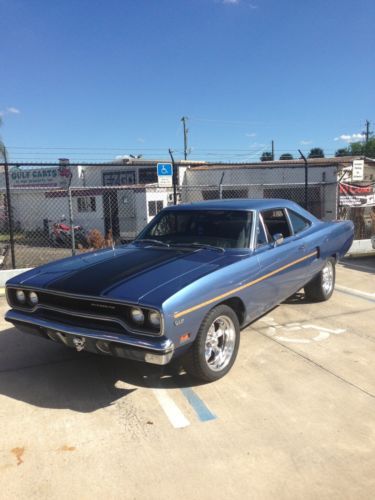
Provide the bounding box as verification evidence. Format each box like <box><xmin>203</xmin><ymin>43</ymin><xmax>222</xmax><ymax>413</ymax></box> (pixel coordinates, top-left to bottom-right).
<box><xmin>157</xmin><ymin>163</ymin><xmax>172</xmax><ymax>176</ymax></box>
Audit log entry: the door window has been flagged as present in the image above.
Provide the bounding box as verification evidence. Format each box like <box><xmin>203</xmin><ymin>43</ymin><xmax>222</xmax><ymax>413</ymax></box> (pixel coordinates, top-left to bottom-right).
<box><xmin>261</xmin><ymin>209</ymin><xmax>291</xmax><ymax>239</ymax></box>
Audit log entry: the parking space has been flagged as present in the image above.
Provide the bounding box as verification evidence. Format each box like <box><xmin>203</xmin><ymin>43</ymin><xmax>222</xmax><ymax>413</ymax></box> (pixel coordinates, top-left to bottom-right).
<box><xmin>0</xmin><ymin>259</ymin><xmax>374</xmax><ymax>499</ymax></box>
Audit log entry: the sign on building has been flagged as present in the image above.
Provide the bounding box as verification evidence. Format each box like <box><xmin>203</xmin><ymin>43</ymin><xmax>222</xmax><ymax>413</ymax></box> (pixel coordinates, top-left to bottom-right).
<box><xmin>352</xmin><ymin>159</ymin><xmax>364</xmax><ymax>181</ymax></box>
<box><xmin>10</xmin><ymin>165</ymin><xmax>72</xmax><ymax>188</ymax></box>
<box><xmin>157</xmin><ymin>163</ymin><xmax>173</xmax><ymax>187</ymax></box>
<box><xmin>339</xmin><ymin>182</ymin><xmax>375</xmax><ymax>206</ymax></box>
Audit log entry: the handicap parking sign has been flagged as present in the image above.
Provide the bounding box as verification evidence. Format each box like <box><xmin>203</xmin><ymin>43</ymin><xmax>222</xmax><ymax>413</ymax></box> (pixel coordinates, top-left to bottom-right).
<box><xmin>157</xmin><ymin>163</ymin><xmax>173</xmax><ymax>176</ymax></box>
<box><xmin>157</xmin><ymin>163</ymin><xmax>173</xmax><ymax>187</ymax></box>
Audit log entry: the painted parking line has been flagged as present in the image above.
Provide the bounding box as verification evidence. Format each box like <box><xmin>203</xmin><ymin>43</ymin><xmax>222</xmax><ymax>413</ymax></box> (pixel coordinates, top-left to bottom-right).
<box><xmin>336</xmin><ymin>285</ymin><xmax>375</xmax><ymax>303</ymax></box>
<box><xmin>180</xmin><ymin>387</ymin><xmax>216</xmax><ymax>422</ymax></box>
<box><xmin>152</xmin><ymin>387</ymin><xmax>190</xmax><ymax>429</ymax></box>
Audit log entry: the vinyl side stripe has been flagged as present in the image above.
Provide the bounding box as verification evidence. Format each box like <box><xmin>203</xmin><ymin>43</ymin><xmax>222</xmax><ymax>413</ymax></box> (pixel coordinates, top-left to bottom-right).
<box><xmin>174</xmin><ymin>250</ymin><xmax>318</xmax><ymax>319</ymax></box>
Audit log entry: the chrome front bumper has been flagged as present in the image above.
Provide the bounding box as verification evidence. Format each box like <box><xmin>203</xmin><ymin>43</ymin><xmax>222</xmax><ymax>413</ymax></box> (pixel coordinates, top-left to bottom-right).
<box><xmin>5</xmin><ymin>309</ymin><xmax>174</xmax><ymax>366</ymax></box>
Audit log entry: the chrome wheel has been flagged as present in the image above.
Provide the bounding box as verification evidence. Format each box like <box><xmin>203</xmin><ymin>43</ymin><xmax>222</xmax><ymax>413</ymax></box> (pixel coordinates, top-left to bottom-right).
<box><xmin>322</xmin><ymin>260</ymin><xmax>334</xmax><ymax>295</ymax></box>
<box><xmin>205</xmin><ymin>315</ymin><xmax>236</xmax><ymax>372</ymax></box>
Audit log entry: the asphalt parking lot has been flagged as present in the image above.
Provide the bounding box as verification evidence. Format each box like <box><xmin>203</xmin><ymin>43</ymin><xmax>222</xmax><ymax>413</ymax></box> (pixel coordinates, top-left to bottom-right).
<box><xmin>0</xmin><ymin>258</ymin><xmax>374</xmax><ymax>500</ymax></box>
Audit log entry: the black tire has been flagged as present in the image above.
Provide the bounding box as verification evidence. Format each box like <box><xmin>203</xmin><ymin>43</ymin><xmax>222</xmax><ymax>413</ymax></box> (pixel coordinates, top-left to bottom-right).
<box><xmin>183</xmin><ymin>304</ymin><xmax>240</xmax><ymax>382</ymax></box>
<box><xmin>304</xmin><ymin>257</ymin><xmax>336</xmax><ymax>302</ymax></box>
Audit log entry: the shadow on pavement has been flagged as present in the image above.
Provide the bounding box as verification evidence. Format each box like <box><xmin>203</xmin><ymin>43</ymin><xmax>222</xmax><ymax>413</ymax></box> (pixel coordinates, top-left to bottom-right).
<box><xmin>340</xmin><ymin>257</ymin><xmax>375</xmax><ymax>274</ymax></box>
<box><xmin>0</xmin><ymin>326</ymin><xmax>200</xmax><ymax>413</ymax></box>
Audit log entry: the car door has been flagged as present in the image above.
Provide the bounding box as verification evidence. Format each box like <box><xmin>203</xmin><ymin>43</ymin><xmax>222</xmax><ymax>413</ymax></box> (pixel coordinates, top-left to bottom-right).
<box><xmin>286</xmin><ymin>208</ymin><xmax>320</xmax><ymax>283</ymax></box>
<box><xmin>252</xmin><ymin>208</ymin><xmax>309</xmax><ymax>310</ymax></box>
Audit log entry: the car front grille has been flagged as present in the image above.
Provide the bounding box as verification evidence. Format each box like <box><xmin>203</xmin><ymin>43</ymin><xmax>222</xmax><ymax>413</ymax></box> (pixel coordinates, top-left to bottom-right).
<box><xmin>7</xmin><ymin>288</ymin><xmax>161</xmax><ymax>336</ymax></box>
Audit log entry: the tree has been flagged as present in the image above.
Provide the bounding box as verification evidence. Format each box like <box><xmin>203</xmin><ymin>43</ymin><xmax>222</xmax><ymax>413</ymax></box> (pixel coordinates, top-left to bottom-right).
<box><xmin>335</xmin><ymin>148</ymin><xmax>349</xmax><ymax>157</ymax></box>
<box><xmin>335</xmin><ymin>138</ymin><xmax>375</xmax><ymax>159</ymax></box>
<box><xmin>279</xmin><ymin>153</ymin><xmax>294</xmax><ymax>160</ymax></box>
<box><xmin>308</xmin><ymin>147</ymin><xmax>325</xmax><ymax>158</ymax></box>
<box><xmin>260</xmin><ymin>151</ymin><xmax>273</xmax><ymax>162</ymax></box>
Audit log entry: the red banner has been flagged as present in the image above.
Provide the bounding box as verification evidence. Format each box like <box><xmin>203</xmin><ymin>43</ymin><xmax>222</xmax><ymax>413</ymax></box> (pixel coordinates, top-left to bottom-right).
<box><xmin>339</xmin><ymin>183</ymin><xmax>375</xmax><ymax>206</ymax></box>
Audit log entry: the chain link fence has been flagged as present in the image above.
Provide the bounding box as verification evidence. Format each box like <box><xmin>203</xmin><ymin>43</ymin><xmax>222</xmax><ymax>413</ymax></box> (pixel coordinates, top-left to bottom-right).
<box><xmin>2</xmin><ymin>159</ymin><xmax>371</xmax><ymax>270</ymax></box>
<box><xmin>180</xmin><ymin>182</ymin><xmax>337</xmax><ymax>221</ymax></box>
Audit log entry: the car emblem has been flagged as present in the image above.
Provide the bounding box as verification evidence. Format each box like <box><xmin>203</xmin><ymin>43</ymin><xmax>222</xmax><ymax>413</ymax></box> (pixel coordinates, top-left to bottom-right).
<box><xmin>72</xmin><ymin>337</ymin><xmax>86</xmax><ymax>352</ymax></box>
<box><xmin>90</xmin><ymin>303</ymin><xmax>116</xmax><ymax>310</ymax></box>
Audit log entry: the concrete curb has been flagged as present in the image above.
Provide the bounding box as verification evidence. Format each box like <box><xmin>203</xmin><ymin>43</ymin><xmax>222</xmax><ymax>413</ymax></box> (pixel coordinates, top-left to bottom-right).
<box><xmin>0</xmin><ymin>268</ymin><xmax>32</xmax><ymax>287</ymax></box>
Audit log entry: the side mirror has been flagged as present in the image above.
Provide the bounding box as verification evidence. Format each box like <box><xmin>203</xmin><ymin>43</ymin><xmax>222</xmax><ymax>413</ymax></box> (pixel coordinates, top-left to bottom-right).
<box><xmin>273</xmin><ymin>233</ymin><xmax>284</xmax><ymax>246</ymax></box>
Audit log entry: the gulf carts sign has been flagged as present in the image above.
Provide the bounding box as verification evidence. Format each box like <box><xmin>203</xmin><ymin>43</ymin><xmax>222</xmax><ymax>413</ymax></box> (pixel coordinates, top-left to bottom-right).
<box><xmin>339</xmin><ymin>183</ymin><xmax>375</xmax><ymax>207</ymax></box>
<box><xmin>10</xmin><ymin>165</ymin><xmax>72</xmax><ymax>188</ymax></box>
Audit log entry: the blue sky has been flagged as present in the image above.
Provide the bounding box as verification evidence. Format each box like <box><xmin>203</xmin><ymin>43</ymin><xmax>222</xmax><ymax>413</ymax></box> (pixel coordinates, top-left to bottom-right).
<box><xmin>1</xmin><ymin>0</ymin><xmax>374</xmax><ymax>162</ymax></box>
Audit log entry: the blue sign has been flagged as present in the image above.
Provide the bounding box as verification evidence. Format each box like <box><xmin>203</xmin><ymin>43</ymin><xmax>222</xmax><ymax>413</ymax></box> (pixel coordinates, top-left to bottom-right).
<box><xmin>157</xmin><ymin>163</ymin><xmax>173</xmax><ymax>176</ymax></box>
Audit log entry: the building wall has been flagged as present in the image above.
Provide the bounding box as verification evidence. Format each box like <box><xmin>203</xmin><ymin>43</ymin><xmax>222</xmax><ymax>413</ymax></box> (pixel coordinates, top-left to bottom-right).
<box><xmin>181</xmin><ymin>166</ymin><xmax>338</xmax><ymax>220</ymax></box>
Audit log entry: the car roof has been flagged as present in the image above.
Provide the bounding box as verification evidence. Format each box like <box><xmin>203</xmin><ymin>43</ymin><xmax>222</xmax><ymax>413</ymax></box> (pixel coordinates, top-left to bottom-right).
<box><xmin>165</xmin><ymin>198</ymin><xmax>304</xmax><ymax>212</ymax></box>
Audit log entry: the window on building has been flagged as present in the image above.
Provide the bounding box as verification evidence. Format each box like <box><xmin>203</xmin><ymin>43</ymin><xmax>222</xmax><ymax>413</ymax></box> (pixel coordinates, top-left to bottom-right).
<box><xmin>261</xmin><ymin>209</ymin><xmax>291</xmax><ymax>239</ymax></box>
<box><xmin>103</xmin><ymin>171</ymin><xmax>136</xmax><ymax>186</ymax></box>
<box><xmin>148</xmin><ymin>200</ymin><xmax>164</xmax><ymax>217</ymax></box>
<box><xmin>77</xmin><ymin>196</ymin><xmax>96</xmax><ymax>213</ymax></box>
<box><xmin>202</xmin><ymin>190</ymin><xmax>219</xmax><ymax>200</ymax></box>
<box><xmin>139</xmin><ymin>168</ymin><xmax>158</xmax><ymax>184</ymax></box>
<box><xmin>222</xmin><ymin>189</ymin><xmax>248</xmax><ymax>199</ymax></box>
<box><xmin>287</xmin><ymin>209</ymin><xmax>311</xmax><ymax>234</ymax></box>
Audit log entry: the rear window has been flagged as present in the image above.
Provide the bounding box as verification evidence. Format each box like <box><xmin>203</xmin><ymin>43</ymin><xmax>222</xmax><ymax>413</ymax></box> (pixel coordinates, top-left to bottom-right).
<box><xmin>288</xmin><ymin>210</ymin><xmax>311</xmax><ymax>234</ymax></box>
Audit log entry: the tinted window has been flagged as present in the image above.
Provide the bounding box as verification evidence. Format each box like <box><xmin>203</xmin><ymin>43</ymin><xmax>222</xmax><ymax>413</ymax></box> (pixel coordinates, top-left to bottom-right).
<box><xmin>288</xmin><ymin>210</ymin><xmax>310</xmax><ymax>234</ymax></box>
<box><xmin>262</xmin><ymin>209</ymin><xmax>291</xmax><ymax>238</ymax></box>
<box><xmin>139</xmin><ymin>210</ymin><xmax>252</xmax><ymax>249</ymax></box>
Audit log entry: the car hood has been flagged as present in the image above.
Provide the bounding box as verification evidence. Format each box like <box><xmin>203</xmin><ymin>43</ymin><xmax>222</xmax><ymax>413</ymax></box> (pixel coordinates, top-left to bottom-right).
<box><xmin>9</xmin><ymin>245</ymin><xmax>247</xmax><ymax>306</ymax></box>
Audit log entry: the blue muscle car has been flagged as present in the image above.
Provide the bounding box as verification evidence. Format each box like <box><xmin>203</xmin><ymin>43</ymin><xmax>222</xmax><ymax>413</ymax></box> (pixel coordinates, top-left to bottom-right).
<box><xmin>5</xmin><ymin>199</ymin><xmax>354</xmax><ymax>381</ymax></box>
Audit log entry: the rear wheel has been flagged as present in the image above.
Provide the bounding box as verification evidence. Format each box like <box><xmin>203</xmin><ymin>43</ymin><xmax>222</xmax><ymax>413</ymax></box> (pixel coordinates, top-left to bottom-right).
<box><xmin>184</xmin><ymin>304</ymin><xmax>240</xmax><ymax>382</ymax></box>
<box><xmin>304</xmin><ymin>257</ymin><xmax>335</xmax><ymax>302</ymax></box>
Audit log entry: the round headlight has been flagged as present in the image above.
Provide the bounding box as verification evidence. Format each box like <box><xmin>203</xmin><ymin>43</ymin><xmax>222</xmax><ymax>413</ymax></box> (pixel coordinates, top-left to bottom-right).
<box><xmin>149</xmin><ymin>311</ymin><xmax>161</xmax><ymax>328</ymax></box>
<box><xmin>29</xmin><ymin>291</ymin><xmax>39</xmax><ymax>306</ymax></box>
<box><xmin>16</xmin><ymin>290</ymin><xmax>26</xmax><ymax>304</ymax></box>
<box><xmin>130</xmin><ymin>307</ymin><xmax>144</xmax><ymax>324</ymax></box>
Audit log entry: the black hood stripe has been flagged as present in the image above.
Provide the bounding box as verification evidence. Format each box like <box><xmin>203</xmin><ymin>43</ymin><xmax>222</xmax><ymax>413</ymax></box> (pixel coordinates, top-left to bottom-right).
<box><xmin>47</xmin><ymin>248</ymin><xmax>187</xmax><ymax>296</ymax></box>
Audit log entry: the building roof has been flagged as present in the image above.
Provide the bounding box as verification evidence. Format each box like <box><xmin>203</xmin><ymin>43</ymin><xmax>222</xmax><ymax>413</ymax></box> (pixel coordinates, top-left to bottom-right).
<box><xmin>187</xmin><ymin>156</ymin><xmax>375</xmax><ymax>171</ymax></box>
<box><xmin>165</xmin><ymin>198</ymin><xmax>304</xmax><ymax>212</ymax></box>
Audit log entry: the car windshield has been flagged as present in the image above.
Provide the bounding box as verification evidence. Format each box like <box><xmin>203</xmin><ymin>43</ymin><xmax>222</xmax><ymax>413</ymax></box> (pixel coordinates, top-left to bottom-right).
<box><xmin>136</xmin><ymin>209</ymin><xmax>252</xmax><ymax>249</ymax></box>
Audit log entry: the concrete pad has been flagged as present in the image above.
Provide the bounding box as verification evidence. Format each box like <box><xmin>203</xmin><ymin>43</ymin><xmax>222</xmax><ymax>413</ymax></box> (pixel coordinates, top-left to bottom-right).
<box><xmin>0</xmin><ymin>260</ymin><xmax>374</xmax><ymax>499</ymax></box>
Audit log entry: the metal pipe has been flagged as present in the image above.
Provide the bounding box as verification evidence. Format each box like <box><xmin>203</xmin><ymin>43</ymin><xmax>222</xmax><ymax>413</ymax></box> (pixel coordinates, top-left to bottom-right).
<box><xmin>3</xmin><ymin>150</ymin><xmax>16</xmax><ymax>268</ymax></box>
<box><xmin>298</xmin><ymin>149</ymin><xmax>308</xmax><ymax>210</ymax></box>
<box><xmin>168</xmin><ymin>149</ymin><xmax>177</xmax><ymax>205</ymax></box>
<box><xmin>68</xmin><ymin>188</ymin><xmax>76</xmax><ymax>256</ymax></box>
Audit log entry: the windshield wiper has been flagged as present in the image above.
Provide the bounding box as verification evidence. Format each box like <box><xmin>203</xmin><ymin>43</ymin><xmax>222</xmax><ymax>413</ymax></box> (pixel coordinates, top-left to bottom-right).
<box><xmin>134</xmin><ymin>239</ymin><xmax>170</xmax><ymax>247</ymax></box>
<box><xmin>171</xmin><ymin>242</ymin><xmax>225</xmax><ymax>252</ymax></box>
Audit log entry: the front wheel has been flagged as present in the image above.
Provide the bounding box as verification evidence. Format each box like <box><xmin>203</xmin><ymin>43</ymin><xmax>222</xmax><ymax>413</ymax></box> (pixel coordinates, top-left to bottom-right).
<box><xmin>184</xmin><ymin>304</ymin><xmax>240</xmax><ymax>382</ymax></box>
<box><xmin>304</xmin><ymin>257</ymin><xmax>336</xmax><ymax>302</ymax></box>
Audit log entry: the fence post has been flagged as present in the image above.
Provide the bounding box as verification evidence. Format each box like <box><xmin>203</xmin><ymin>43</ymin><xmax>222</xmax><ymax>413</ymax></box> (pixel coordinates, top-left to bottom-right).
<box><xmin>168</xmin><ymin>149</ymin><xmax>177</xmax><ymax>205</ymax></box>
<box><xmin>298</xmin><ymin>150</ymin><xmax>308</xmax><ymax>210</ymax></box>
<box><xmin>68</xmin><ymin>188</ymin><xmax>76</xmax><ymax>256</ymax></box>
<box><xmin>219</xmin><ymin>172</ymin><xmax>225</xmax><ymax>199</ymax></box>
<box><xmin>3</xmin><ymin>156</ymin><xmax>16</xmax><ymax>269</ymax></box>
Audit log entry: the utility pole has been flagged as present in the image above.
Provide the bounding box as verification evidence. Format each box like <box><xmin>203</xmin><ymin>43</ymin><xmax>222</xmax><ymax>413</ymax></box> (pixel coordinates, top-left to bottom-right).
<box><xmin>364</xmin><ymin>120</ymin><xmax>371</xmax><ymax>144</ymax></box>
<box><xmin>271</xmin><ymin>140</ymin><xmax>275</xmax><ymax>161</ymax></box>
<box><xmin>362</xmin><ymin>120</ymin><xmax>372</xmax><ymax>156</ymax></box>
<box><xmin>181</xmin><ymin>116</ymin><xmax>189</xmax><ymax>160</ymax></box>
